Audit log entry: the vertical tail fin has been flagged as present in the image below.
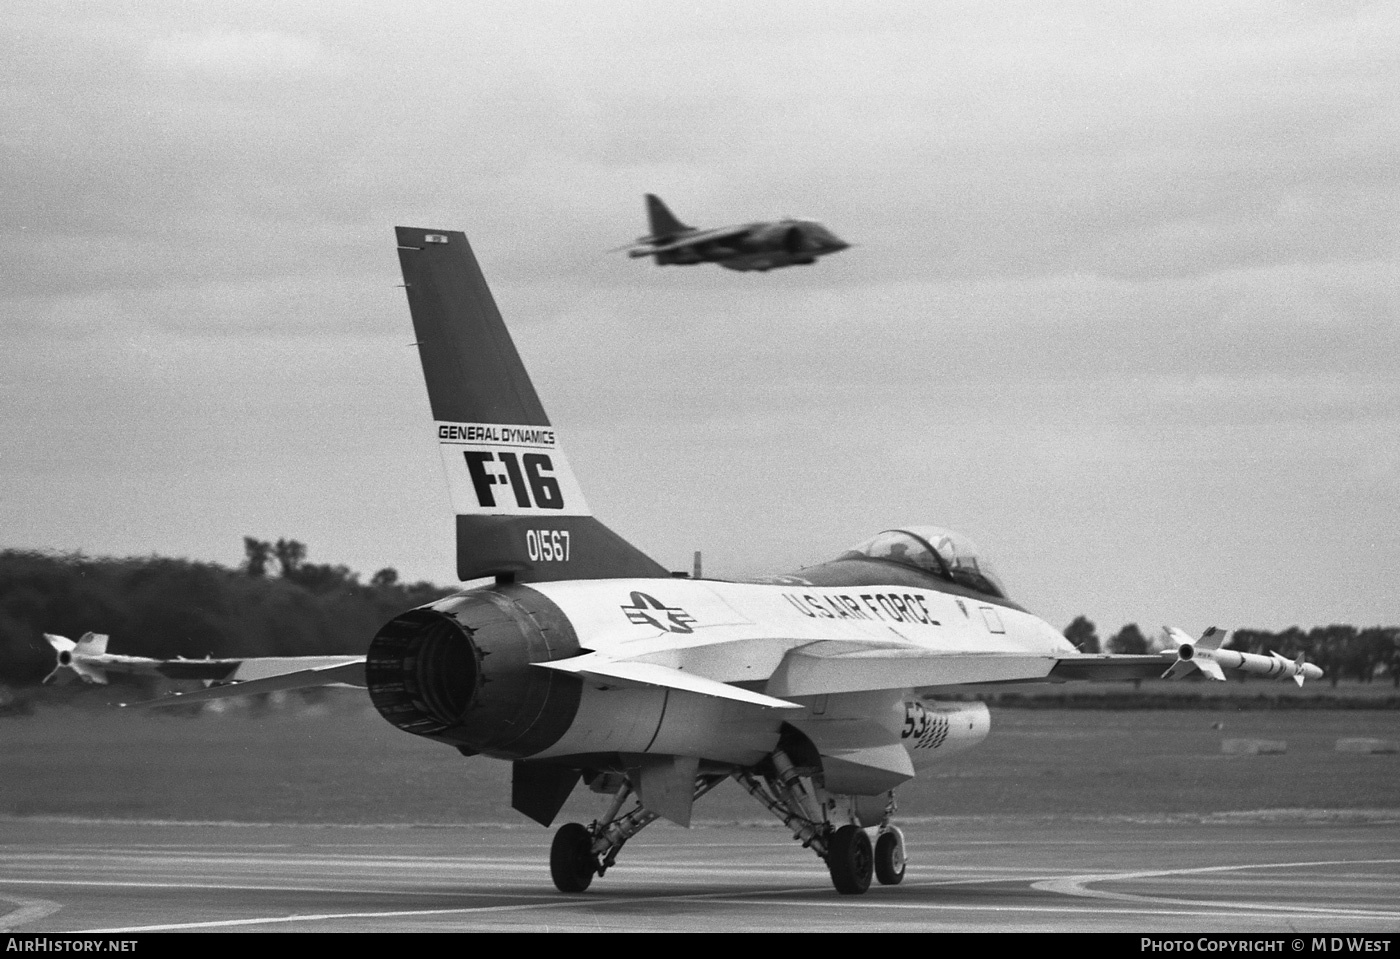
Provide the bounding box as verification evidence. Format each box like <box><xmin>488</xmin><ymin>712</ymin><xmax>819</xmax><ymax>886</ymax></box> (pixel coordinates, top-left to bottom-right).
<box><xmin>645</xmin><ymin>194</ymin><xmax>691</xmax><ymax>238</ymax></box>
<box><xmin>395</xmin><ymin>227</ymin><xmax>668</xmax><ymax>583</ymax></box>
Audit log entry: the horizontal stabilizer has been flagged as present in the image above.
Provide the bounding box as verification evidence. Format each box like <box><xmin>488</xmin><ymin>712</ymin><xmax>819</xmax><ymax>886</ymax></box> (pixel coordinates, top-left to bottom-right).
<box><xmin>218</xmin><ymin>655</ymin><xmax>366</xmax><ymax>683</ymax></box>
<box><xmin>535</xmin><ymin>656</ymin><xmax>801</xmax><ymax>710</ymax></box>
<box><xmin>122</xmin><ymin>659</ymin><xmax>367</xmax><ymax>709</ymax></box>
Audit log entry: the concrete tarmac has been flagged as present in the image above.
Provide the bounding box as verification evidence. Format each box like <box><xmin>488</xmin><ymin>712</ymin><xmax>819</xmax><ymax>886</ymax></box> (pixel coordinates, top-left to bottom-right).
<box><xmin>2</xmin><ymin>815</ymin><xmax>1398</xmax><ymax>933</ymax></box>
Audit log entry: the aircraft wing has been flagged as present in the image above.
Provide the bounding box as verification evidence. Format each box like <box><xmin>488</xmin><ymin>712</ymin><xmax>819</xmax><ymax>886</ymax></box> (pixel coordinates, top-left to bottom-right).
<box><xmin>767</xmin><ymin>642</ymin><xmax>1320</xmax><ymax>697</ymax></box>
<box><xmin>122</xmin><ymin>658</ymin><xmax>367</xmax><ymax>708</ymax></box>
<box><xmin>533</xmin><ymin>644</ymin><xmax>1172</xmax><ymax>703</ymax></box>
<box><xmin>1043</xmin><ymin>653</ymin><xmax>1174</xmax><ymax>682</ymax></box>
<box><xmin>547</xmin><ymin>629</ymin><xmax>1321</xmax><ymax>704</ymax></box>
<box><xmin>623</xmin><ymin>225</ymin><xmax>753</xmax><ymax>257</ymax></box>
<box><xmin>43</xmin><ymin>632</ymin><xmax>364</xmax><ymax>687</ymax></box>
<box><xmin>766</xmin><ymin>641</ymin><xmax>1061</xmax><ymax>697</ymax></box>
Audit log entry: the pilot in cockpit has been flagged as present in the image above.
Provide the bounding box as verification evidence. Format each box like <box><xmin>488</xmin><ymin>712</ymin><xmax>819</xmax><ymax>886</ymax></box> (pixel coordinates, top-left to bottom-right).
<box><xmin>844</xmin><ymin>527</ymin><xmax>1008</xmax><ymax>599</ymax></box>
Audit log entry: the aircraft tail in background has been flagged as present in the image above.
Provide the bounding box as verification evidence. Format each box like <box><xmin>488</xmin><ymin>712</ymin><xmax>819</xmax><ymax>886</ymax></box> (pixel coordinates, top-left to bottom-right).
<box><xmin>644</xmin><ymin>194</ymin><xmax>692</xmax><ymax>239</ymax></box>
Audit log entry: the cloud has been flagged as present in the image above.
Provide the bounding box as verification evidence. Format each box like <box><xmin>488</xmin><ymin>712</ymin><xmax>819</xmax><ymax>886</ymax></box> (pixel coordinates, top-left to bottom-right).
<box><xmin>145</xmin><ymin>29</ymin><xmax>344</xmax><ymax>76</ymax></box>
<box><xmin>1</xmin><ymin>1</ymin><xmax>1395</xmax><ymax>634</ymax></box>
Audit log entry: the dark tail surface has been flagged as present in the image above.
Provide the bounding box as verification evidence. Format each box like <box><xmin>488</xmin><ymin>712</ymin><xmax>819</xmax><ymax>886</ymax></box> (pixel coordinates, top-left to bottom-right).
<box><xmin>644</xmin><ymin>194</ymin><xmax>692</xmax><ymax>238</ymax></box>
<box><xmin>395</xmin><ymin>227</ymin><xmax>668</xmax><ymax>583</ymax></box>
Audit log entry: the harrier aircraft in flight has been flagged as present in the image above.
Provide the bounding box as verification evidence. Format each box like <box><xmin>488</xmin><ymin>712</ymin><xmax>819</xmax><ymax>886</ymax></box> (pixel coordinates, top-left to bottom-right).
<box><xmin>106</xmin><ymin>227</ymin><xmax>1321</xmax><ymax>896</ymax></box>
<box><xmin>618</xmin><ymin>193</ymin><xmax>849</xmax><ymax>271</ymax></box>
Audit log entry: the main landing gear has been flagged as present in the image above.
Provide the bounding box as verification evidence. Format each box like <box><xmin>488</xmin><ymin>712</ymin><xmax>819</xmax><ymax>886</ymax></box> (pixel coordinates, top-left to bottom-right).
<box><xmin>874</xmin><ymin>825</ymin><xmax>907</xmax><ymax>886</ymax></box>
<box><xmin>733</xmin><ymin>748</ymin><xmax>906</xmax><ymax>895</ymax></box>
<box><xmin>548</xmin><ymin>751</ymin><xmax>907</xmax><ymax>896</ymax></box>
<box><xmin>821</xmin><ymin>822</ymin><xmax>906</xmax><ymax>893</ymax></box>
<box><xmin>548</xmin><ymin>774</ymin><xmax>726</xmax><ymax>893</ymax></box>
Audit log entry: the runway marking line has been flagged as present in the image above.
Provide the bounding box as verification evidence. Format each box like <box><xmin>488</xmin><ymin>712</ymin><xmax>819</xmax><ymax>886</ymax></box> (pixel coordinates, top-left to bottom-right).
<box><xmin>83</xmin><ymin>887</ymin><xmax>837</xmax><ymax>933</ymax></box>
<box><xmin>77</xmin><ymin>862</ymin><xmax>1400</xmax><ymax>932</ymax></box>
<box><xmin>1032</xmin><ymin>857</ymin><xmax>1400</xmax><ymax>920</ymax></box>
<box><xmin>0</xmin><ymin>893</ymin><xmax>63</xmax><ymax>932</ymax></box>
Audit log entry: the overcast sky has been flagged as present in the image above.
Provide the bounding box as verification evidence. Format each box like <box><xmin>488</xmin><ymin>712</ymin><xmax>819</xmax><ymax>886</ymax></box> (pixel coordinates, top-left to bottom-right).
<box><xmin>2</xmin><ymin>1</ymin><xmax>1396</xmax><ymax>638</ymax></box>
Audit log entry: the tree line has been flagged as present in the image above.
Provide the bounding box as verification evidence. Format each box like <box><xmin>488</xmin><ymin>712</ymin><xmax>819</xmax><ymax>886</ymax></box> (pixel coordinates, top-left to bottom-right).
<box><xmin>2</xmin><ymin>544</ymin><xmax>1395</xmax><ymax>687</ymax></box>
<box><xmin>0</xmin><ymin>539</ymin><xmax>450</xmax><ymax>686</ymax></box>
<box><xmin>1063</xmin><ymin>616</ymin><xmax>1400</xmax><ymax>686</ymax></box>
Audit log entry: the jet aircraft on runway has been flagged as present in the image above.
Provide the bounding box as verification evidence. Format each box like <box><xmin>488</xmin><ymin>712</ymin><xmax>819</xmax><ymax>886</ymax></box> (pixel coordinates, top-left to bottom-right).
<box><xmin>618</xmin><ymin>194</ymin><xmax>849</xmax><ymax>271</ymax></box>
<box><xmin>107</xmin><ymin>227</ymin><xmax>1321</xmax><ymax>895</ymax></box>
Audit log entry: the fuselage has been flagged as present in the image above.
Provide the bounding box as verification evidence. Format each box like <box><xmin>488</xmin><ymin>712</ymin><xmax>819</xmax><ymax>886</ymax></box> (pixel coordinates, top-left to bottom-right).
<box><xmin>364</xmin><ymin>555</ymin><xmax>1072</xmax><ymax>790</ymax></box>
<box><xmin>652</xmin><ymin>219</ymin><xmax>849</xmax><ymax>271</ymax></box>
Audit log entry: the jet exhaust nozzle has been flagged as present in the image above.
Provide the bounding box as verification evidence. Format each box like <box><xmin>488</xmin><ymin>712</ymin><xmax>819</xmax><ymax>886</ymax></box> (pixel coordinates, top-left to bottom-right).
<box><xmin>366</xmin><ymin>586</ymin><xmax>583</xmax><ymax>759</ymax></box>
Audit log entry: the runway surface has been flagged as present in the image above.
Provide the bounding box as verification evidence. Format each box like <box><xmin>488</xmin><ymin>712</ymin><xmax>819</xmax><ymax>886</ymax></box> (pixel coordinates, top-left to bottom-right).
<box><xmin>2</xmin><ymin>814</ymin><xmax>1398</xmax><ymax>933</ymax></box>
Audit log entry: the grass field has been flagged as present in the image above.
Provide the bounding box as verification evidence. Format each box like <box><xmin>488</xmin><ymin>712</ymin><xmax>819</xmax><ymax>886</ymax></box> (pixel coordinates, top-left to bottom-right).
<box><xmin>979</xmin><ymin>676</ymin><xmax>1400</xmax><ymax>710</ymax></box>
<box><xmin>3</xmin><ymin>697</ymin><xmax>1396</xmax><ymax>827</ymax></box>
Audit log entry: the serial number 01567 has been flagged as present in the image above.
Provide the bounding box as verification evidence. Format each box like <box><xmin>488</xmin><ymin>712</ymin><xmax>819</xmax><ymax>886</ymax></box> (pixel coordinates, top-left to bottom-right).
<box><xmin>526</xmin><ymin>529</ymin><xmax>571</xmax><ymax>562</ymax></box>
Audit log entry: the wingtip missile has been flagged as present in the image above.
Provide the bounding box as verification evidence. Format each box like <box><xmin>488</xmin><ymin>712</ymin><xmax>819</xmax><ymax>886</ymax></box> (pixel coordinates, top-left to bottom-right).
<box><xmin>42</xmin><ymin>632</ymin><xmax>111</xmax><ymax>685</ymax></box>
<box><xmin>1161</xmin><ymin>625</ymin><xmax>1323</xmax><ymax>685</ymax></box>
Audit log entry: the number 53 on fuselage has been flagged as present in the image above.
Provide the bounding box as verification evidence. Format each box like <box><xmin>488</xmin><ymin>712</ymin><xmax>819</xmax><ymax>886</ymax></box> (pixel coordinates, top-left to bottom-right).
<box><xmin>124</xmin><ymin>226</ymin><xmax>1321</xmax><ymax>896</ymax></box>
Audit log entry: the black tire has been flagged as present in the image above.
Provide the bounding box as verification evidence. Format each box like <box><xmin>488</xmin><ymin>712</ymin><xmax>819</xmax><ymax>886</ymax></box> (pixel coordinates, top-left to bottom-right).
<box><xmin>549</xmin><ymin>822</ymin><xmax>596</xmax><ymax>893</ymax></box>
<box><xmin>874</xmin><ymin>830</ymin><xmax>905</xmax><ymax>885</ymax></box>
<box><xmin>826</xmin><ymin>825</ymin><xmax>873</xmax><ymax>895</ymax></box>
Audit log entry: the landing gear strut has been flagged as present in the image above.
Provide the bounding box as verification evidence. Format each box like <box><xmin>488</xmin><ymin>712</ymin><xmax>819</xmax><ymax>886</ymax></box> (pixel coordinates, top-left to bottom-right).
<box><xmin>548</xmin><ymin>756</ymin><xmax>909</xmax><ymax>896</ymax></box>
<box><xmin>548</xmin><ymin>773</ymin><xmax>725</xmax><ymax>893</ymax></box>
<box><xmin>734</xmin><ymin>752</ymin><xmax>907</xmax><ymax>895</ymax></box>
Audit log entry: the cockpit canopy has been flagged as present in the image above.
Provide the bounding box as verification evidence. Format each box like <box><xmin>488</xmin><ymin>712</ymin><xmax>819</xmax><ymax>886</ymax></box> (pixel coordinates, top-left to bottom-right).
<box><xmin>838</xmin><ymin>526</ymin><xmax>1008</xmax><ymax>598</ymax></box>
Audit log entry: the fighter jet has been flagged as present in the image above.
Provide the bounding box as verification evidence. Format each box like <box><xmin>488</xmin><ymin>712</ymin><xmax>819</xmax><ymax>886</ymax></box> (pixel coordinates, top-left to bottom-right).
<box><xmin>117</xmin><ymin>227</ymin><xmax>1321</xmax><ymax>896</ymax></box>
<box><xmin>619</xmin><ymin>194</ymin><xmax>849</xmax><ymax>271</ymax></box>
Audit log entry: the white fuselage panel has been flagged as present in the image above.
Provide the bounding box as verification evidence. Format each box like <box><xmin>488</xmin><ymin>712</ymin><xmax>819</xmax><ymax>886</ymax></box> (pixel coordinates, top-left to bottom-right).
<box><xmin>530</xmin><ymin>578</ymin><xmax>1074</xmax><ymax>685</ymax></box>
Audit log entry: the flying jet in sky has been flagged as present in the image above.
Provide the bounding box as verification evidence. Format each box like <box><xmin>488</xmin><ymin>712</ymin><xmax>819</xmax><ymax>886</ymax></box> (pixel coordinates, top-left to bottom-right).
<box><xmin>116</xmin><ymin>227</ymin><xmax>1321</xmax><ymax>895</ymax></box>
<box><xmin>618</xmin><ymin>194</ymin><xmax>849</xmax><ymax>271</ymax></box>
